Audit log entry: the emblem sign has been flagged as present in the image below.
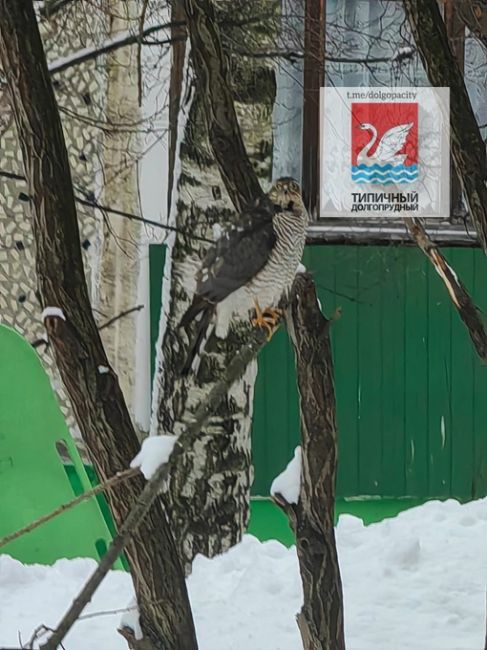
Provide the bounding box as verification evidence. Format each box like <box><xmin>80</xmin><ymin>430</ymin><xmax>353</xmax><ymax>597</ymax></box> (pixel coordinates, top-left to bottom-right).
<box><xmin>320</xmin><ymin>87</ymin><xmax>450</xmax><ymax>218</ymax></box>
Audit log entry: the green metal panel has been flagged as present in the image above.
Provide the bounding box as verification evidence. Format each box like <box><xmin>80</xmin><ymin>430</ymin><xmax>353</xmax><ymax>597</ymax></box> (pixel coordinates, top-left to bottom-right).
<box><xmin>404</xmin><ymin>251</ymin><xmax>428</xmax><ymax>496</ymax></box>
<box><xmin>449</xmin><ymin>248</ymin><xmax>475</xmax><ymax>497</ymax></box>
<box><xmin>252</xmin><ymin>245</ymin><xmax>487</xmax><ymax>499</ymax></box>
<box><xmin>148</xmin><ymin>242</ymin><xmax>487</xmax><ymax>500</ymax></box>
<box><xmin>149</xmin><ymin>244</ymin><xmax>166</xmax><ymax>382</ymax></box>
<box><xmin>472</xmin><ymin>250</ymin><xmax>487</xmax><ymax>496</ymax></box>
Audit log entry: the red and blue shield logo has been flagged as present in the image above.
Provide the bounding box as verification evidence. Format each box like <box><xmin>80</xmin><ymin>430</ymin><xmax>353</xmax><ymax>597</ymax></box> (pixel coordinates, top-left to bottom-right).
<box><xmin>351</xmin><ymin>102</ymin><xmax>418</xmax><ymax>185</ymax></box>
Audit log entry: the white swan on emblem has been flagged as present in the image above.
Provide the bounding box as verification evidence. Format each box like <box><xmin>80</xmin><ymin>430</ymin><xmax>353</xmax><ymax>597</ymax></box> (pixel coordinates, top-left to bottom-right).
<box><xmin>356</xmin><ymin>122</ymin><xmax>413</xmax><ymax>166</ymax></box>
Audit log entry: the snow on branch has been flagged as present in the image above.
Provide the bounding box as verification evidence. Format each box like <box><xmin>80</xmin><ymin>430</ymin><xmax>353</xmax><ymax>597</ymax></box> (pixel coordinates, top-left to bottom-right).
<box><xmin>130</xmin><ymin>436</ymin><xmax>177</xmax><ymax>480</ymax></box>
<box><xmin>270</xmin><ymin>446</ymin><xmax>302</xmax><ymax>505</ymax></box>
<box><xmin>48</xmin><ymin>21</ymin><xmax>183</xmax><ymax>74</ymax></box>
<box><xmin>41</xmin><ymin>306</ymin><xmax>66</xmax><ymax>321</ymax></box>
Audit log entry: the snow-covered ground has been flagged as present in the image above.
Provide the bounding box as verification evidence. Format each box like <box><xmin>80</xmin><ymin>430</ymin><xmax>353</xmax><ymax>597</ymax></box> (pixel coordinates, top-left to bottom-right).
<box><xmin>1</xmin><ymin>498</ymin><xmax>486</xmax><ymax>649</ymax></box>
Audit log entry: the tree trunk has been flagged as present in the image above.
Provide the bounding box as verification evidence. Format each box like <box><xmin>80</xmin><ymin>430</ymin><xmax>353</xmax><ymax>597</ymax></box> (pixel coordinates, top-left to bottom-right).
<box><xmin>403</xmin><ymin>0</ymin><xmax>487</xmax><ymax>252</ymax></box>
<box><xmin>0</xmin><ymin>3</ymin><xmax>197</xmax><ymax>649</ymax></box>
<box><xmin>274</xmin><ymin>273</ymin><xmax>345</xmax><ymax>650</ymax></box>
<box><xmin>151</xmin><ymin>0</ymin><xmax>277</xmax><ymax>568</ymax></box>
<box><xmin>96</xmin><ymin>0</ymin><xmax>143</xmax><ymax>431</ymax></box>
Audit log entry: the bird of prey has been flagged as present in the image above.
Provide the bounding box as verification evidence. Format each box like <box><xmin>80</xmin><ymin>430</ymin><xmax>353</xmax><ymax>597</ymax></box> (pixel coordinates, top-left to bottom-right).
<box><xmin>180</xmin><ymin>177</ymin><xmax>308</xmax><ymax>375</ymax></box>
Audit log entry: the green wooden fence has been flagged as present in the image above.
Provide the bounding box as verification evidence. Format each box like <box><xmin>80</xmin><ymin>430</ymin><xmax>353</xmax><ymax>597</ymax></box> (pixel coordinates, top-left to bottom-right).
<box><xmin>150</xmin><ymin>244</ymin><xmax>487</xmax><ymax>500</ymax></box>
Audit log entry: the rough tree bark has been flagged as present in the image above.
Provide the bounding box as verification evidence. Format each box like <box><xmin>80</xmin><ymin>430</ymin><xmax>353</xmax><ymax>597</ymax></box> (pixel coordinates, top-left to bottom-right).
<box><xmin>273</xmin><ymin>273</ymin><xmax>345</xmax><ymax>650</ymax></box>
<box><xmin>151</xmin><ymin>0</ymin><xmax>278</xmax><ymax>567</ymax></box>
<box><xmin>403</xmin><ymin>0</ymin><xmax>487</xmax><ymax>252</ymax></box>
<box><xmin>0</xmin><ymin>3</ymin><xmax>197</xmax><ymax>649</ymax></box>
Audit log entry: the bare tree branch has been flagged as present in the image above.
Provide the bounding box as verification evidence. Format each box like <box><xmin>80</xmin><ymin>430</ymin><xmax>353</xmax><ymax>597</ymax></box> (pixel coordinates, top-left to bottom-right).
<box><xmin>0</xmin><ymin>169</ymin><xmax>214</xmax><ymax>243</ymax></box>
<box><xmin>42</xmin><ymin>13</ymin><xmax>280</xmax><ymax>77</ymax></box>
<box><xmin>32</xmin><ymin>304</ymin><xmax>144</xmax><ymax>350</ymax></box>
<box><xmin>40</xmin><ymin>0</ymin><xmax>79</xmax><ymax>18</ymax></box>
<box><xmin>48</xmin><ymin>22</ymin><xmax>185</xmax><ymax>74</ymax></box>
<box><xmin>406</xmin><ymin>218</ymin><xmax>487</xmax><ymax>361</ymax></box>
<box><xmin>231</xmin><ymin>47</ymin><xmax>415</xmax><ymax>65</ymax></box>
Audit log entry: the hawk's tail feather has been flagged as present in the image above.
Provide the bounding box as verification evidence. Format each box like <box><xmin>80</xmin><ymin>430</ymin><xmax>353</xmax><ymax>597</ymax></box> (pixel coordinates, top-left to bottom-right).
<box><xmin>180</xmin><ymin>305</ymin><xmax>214</xmax><ymax>376</ymax></box>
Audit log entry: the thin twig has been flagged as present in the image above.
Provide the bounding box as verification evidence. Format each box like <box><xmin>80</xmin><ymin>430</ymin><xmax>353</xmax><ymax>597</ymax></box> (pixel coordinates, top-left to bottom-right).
<box><xmin>0</xmin><ymin>467</ymin><xmax>139</xmax><ymax>551</ymax></box>
<box><xmin>0</xmin><ymin>169</ymin><xmax>213</xmax><ymax>243</ymax></box>
<box><xmin>32</xmin><ymin>304</ymin><xmax>145</xmax><ymax>350</ymax></box>
<box><xmin>137</xmin><ymin>0</ymin><xmax>150</xmax><ymax>106</ymax></box>
<box><xmin>75</xmin><ymin>195</ymin><xmax>214</xmax><ymax>243</ymax></box>
<box><xmin>98</xmin><ymin>304</ymin><xmax>143</xmax><ymax>331</ymax></box>
<box><xmin>43</xmin><ymin>13</ymin><xmax>279</xmax><ymax>75</ymax></box>
<box><xmin>48</xmin><ymin>21</ymin><xmax>186</xmax><ymax>74</ymax></box>
<box><xmin>40</xmin><ymin>326</ymin><xmax>270</xmax><ymax>650</ymax></box>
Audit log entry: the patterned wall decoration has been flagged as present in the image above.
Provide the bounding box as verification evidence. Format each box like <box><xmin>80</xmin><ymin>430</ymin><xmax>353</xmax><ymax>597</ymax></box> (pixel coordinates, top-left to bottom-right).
<box><xmin>0</xmin><ymin>2</ymin><xmax>109</xmax><ymax>442</ymax></box>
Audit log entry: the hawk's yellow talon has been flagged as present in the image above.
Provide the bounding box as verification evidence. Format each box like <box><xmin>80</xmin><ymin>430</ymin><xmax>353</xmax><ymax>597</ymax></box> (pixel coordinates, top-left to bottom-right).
<box><xmin>251</xmin><ymin>300</ymin><xmax>282</xmax><ymax>340</ymax></box>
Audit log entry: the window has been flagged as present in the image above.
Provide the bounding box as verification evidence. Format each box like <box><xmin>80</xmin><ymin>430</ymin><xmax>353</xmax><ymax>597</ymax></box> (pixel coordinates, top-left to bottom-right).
<box><xmin>273</xmin><ymin>0</ymin><xmax>487</xmax><ymax>243</ymax></box>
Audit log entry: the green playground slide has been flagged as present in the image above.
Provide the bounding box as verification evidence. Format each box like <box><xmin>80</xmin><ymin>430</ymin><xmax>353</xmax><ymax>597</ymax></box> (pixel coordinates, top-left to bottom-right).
<box><xmin>0</xmin><ymin>324</ymin><xmax>120</xmax><ymax>567</ymax></box>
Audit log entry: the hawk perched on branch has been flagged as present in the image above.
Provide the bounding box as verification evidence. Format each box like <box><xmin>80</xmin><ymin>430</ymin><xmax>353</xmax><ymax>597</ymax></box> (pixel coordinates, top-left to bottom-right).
<box><xmin>181</xmin><ymin>177</ymin><xmax>308</xmax><ymax>374</ymax></box>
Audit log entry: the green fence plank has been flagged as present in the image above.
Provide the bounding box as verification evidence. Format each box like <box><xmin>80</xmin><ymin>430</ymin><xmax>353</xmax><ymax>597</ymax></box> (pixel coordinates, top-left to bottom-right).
<box><xmin>252</xmin><ymin>329</ymin><xmax>299</xmax><ymax>496</ymax></box>
<box><xmin>381</xmin><ymin>248</ymin><xmax>406</xmax><ymax>496</ymax></box>
<box><xmin>449</xmin><ymin>248</ymin><xmax>475</xmax><ymax>498</ymax></box>
<box><xmin>404</xmin><ymin>250</ymin><xmax>429</xmax><ymax>496</ymax></box>
<box><xmin>329</xmin><ymin>246</ymin><xmax>360</xmax><ymax>497</ymax></box>
<box><xmin>356</xmin><ymin>247</ymin><xmax>385</xmax><ymax>495</ymax></box>
<box><xmin>149</xmin><ymin>244</ymin><xmax>166</xmax><ymax>382</ymax></box>
<box><xmin>472</xmin><ymin>251</ymin><xmax>487</xmax><ymax>497</ymax></box>
<box><xmin>427</xmin><ymin>251</ymin><xmax>453</xmax><ymax>496</ymax></box>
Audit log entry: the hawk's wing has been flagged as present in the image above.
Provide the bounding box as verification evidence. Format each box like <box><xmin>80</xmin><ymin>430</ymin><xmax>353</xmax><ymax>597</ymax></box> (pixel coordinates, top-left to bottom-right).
<box><xmin>195</xmin><ymin>202</ymin><xmax>277</xmax><ymax>304</ymax></box>
<box><xmin>179</xmin><ymin>201</ymin><xmax>277</xmax><ymax>374</ymax></box>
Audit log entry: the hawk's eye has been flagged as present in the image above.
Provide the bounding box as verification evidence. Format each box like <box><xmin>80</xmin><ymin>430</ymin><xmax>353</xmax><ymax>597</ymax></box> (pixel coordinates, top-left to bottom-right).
<box><xmin>290</xmin><ymin>181</ymin><xmax>300</xmax><ymax>193</ymax></box>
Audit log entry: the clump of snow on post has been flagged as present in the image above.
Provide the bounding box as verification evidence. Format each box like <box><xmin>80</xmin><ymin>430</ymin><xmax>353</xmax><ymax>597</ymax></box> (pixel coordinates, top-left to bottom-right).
<box><xmin>130</xmin><ymin>435</ymin><xmax>177</xmax><ymax>480</ymax></box>
<box><xmin>296</xmin><ymin>263</ymin><xmax>306</xmax><ymax>274</ymax></box>
<box><xmin>119</xmin><ymin>597</ymin><xmax>142</xmax><ymax>640</ymax></box>
<box><xmin>41</xmin><ymin>307</ymin><xmax>66</xmax><ymax>321</ymax></box>
<box><xmin>270</xmin><ymin>446</ymin><xmax>301</xmax><ymax>504</ymax></box>
<box><xmin>97</xmin><ymin>365</ymin><xmax>110</xmax><ymax>375</ymax></box>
